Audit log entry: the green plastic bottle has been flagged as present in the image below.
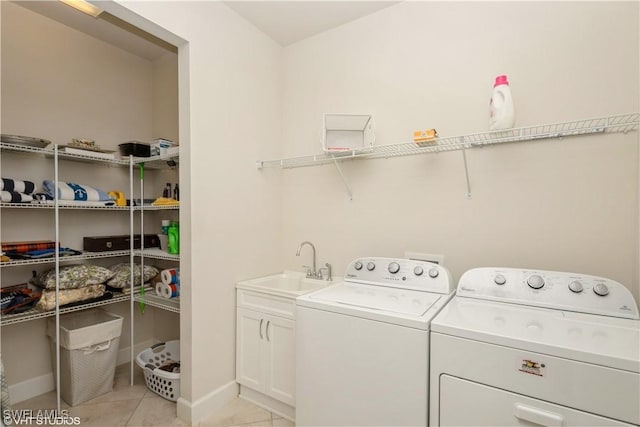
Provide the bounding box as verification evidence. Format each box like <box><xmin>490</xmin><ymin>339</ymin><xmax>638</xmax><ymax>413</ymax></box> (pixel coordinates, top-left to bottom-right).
<box><xmin>168</xmin><ymin>221</ymin><xmax>180</xmax><ymax>255</ymax></box>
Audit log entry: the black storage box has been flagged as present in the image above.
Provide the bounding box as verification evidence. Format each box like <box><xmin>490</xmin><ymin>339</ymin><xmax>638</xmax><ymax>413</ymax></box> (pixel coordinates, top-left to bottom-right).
<box><xmin>118</xmin><ymin>142</ymin><xmax>151</xmax><ymax>158</ymax></box>
<box><xmin>83</xmin><ymin>235</ymin><xmax>160</xmax><ymax>252</ymax></box>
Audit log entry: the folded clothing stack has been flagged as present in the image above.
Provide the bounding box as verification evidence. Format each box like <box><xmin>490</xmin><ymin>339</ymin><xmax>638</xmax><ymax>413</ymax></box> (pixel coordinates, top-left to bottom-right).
<box><xmin>1</xmin><ymin>178</ymin><xmax>36</xmax><ymax>203</ymax></box>
<box><xmin>31</xmin><ymin>263</ymin><xmax>160</xmax><ymax>311</ymax></box>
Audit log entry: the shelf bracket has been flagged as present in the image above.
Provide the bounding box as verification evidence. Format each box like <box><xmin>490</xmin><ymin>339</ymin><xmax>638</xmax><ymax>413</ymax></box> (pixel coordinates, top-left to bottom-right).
<box><xmin>332</xmin><ymin>158</ymin><xmax>353</xmax><ymax>200</ymax></box>
<box><xmin>460</xmin><ymin>139</ymin><xmax>472</xmax><ymax>199</ymax></box>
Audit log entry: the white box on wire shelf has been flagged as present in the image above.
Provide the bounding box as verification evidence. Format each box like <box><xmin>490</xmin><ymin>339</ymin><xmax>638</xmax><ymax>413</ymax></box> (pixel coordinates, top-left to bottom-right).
<box><xmin>322</xmin><ymin>113</ymin><xmax>375</xmax><ymax>153</ymax></box>
<box><xmin>47</xmin><ymin>309</ymin><xmax>123</xmax><ymax>406</ymax></box>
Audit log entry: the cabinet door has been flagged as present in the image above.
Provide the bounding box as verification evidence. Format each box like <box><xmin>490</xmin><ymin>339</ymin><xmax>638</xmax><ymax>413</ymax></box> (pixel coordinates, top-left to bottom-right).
<box><xmin>264</xmin><ymin>314</ymin><xmax>296</xmax><ymax>406</ymax></box>
<box><xmin>236</xmin><ymin>308</ymin><xmax>266</xmax><ymax>391</ymax></box>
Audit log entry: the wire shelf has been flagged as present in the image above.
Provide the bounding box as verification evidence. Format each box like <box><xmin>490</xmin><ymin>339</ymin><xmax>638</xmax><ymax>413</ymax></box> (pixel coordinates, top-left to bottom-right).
<box><xmin>136</xmin><ymin>292</ymin><xmax>180</xmax><ymax>313</ymax></box>
<box><xmin>1</xmin><ymin>142</ymin><xmax>179</xmax><ymax>170</ymax></box>
<box><xmin>0</xmin><ymin>293</ymin><xmax>132</xmax><ymax>326</ymax></box>
<box><xmin>134</xmin><ymin>205</ymin><xmax>180</xmax><ymax>211</ymax></box>
<box><xmin>0</xmin><ymin>202</ymin><xmax>130</xmax><ymax>210</ymax></box>
<box><xmin>0</xmin><ymin>250</ymin><xmax>131</xmax><ymax>268</ymax></box>
<box><xmin>135</xmin><ymin>248</ymin><xmax>180</xmax><ymax>261</ymax></box>
<box><xmin>257</xmin><ymin>113</ymin><xmax>639</xmax><ymax>169</ymax></box>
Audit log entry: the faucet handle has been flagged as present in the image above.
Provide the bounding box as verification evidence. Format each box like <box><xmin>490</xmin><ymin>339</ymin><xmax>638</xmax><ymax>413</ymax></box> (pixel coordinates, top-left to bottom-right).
<box><xmin>301</xmin><ymin>265</ymin><xmax>315</xmax><ymax>278</ymax></box>
<box><xmin>318</xmin><ymin>263</ymin><xmax>332</xmax><ymax>281</ymax></box>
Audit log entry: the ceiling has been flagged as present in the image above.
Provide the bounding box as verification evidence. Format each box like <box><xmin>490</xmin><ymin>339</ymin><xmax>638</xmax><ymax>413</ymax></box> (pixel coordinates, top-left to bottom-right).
<box><xmin>14</xmin><ymin>1</ymin><xmax>399</xmax><ymax>60</ymax></box>
<box><xmin>14</xmin><ymin>1</ymin><xmax>176</xmax><ymax>61</ymax></box>
<box><xmin>224</xmin><ymin>1</ymin><xmax>400</xmax><ymax>46</ymax></box>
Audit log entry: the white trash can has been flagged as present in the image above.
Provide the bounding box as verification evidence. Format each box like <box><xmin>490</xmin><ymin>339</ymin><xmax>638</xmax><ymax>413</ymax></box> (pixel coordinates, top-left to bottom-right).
<box><xmin>47</xmin><ymin>309</ymin><xmax>123</xmax><ymax>406</ymax></box>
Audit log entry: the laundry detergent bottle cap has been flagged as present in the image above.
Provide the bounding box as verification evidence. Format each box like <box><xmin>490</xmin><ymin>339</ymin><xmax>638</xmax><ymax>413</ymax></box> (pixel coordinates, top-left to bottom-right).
<box><xmin>493</xmin><ymin>74</ymin><xmax>509</xmax><ymax>87</ymax></box>
<box><xmin>489</xmin><ymin>74</ymin><xmax>515</xmax><ymax>130</ymax></box>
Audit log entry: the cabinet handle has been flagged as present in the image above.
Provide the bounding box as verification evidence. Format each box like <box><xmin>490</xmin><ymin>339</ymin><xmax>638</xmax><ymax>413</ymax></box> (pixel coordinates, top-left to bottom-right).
<box><xmin>266</xmin><ymin>320</ymin><xmax>271</xmax><ymax>342</ymax></box>
<box><xmin>513</xmin><ymin>403</ymin><xmax>564</xmax><ymax>427</ymax></box>
<box><xmin>259</xmin><ymin>319</ymin><xmax>264</xmax><ymax>339</ymax></box>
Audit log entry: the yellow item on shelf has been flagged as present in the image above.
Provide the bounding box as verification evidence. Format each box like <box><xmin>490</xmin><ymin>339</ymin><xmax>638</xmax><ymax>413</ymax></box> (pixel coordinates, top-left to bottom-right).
<box><xmin>413</xmin><ymin>129</ymin><xmax>438</xmax><ymax>146</ymax></box>
<box><xmin>108</xmin><ymin>191</ymin><xmax>126</xmax><ymax>206</ymax></box>
<box><xmin>151</xmin><ymin>197</ymin><xmax>179</xmax><ymax>206</ymax></box>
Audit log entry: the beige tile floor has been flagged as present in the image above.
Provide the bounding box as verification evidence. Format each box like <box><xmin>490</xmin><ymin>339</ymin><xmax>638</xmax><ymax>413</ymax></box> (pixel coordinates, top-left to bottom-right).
<box><xmin>13</xmin><ymin>364</ymin><xmax>295</xmax><ymax>427</ymax></box>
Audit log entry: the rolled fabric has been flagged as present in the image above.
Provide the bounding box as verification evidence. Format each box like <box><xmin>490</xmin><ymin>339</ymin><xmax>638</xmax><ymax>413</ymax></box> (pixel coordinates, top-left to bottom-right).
<box><xmin>1</xmin><ymin>178</ymin><xmax>36</xmax><ymax>194</ymax></box>
<box><xmin>1</xmin><ymin>191</ymin><xmax>33</xmax><ymax>203</ymax></box>
<box><xmin>160</xmin><ymin>268</ymin><xmax>180</xmax><ymax>285</ymax></box>
<box><xmin>43</xmin><ymin>180</ymin><xmax>112</xmax><ymax>202</ymax></box>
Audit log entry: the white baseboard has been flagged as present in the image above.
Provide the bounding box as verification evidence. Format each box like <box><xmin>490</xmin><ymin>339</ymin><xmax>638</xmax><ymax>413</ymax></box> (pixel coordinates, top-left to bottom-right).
<box><xmin>177</xmin><ymin>380</ymin><xmax>238</xmax><ymax>424</ymax></box>
<box><xmin>9</xmin><ymin>373</ymin><xmax>54</xmax><ymax>405</ymax></box>
<box><xmin>8</xmin><ymin>339</ymin><xmax>157</xmax><ymax>404</ymax></box>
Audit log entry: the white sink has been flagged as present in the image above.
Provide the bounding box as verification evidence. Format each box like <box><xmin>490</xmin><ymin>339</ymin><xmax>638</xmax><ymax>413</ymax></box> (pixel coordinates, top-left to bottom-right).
<box><xmin>237</xmin><ymin>271</ymin><xmax>338</xmax><ymax>297</ymax></box>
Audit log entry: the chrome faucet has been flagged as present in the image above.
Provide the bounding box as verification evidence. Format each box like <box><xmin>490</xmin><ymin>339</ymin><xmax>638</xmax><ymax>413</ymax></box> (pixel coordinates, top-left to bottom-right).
<box><xmin>296</xmin><ymin>241</ymin><xmax>317</xmax><ymax>278</ymax></box>
<box><xmin>318</xmin><ymin>263</ymin><xmax>332</xmax><ymax>281</ymax></box>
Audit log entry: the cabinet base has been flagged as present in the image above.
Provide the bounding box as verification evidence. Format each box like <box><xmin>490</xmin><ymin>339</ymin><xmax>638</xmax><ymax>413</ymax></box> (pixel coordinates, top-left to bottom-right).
<box><xmin>238</xmin><ymin>385</ymin><xmax>295</xmax><ymax>422</ymax></box>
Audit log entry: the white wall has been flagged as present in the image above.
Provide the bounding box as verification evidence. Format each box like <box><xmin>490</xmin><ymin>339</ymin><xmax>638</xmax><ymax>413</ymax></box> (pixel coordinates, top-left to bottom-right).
<box><xmin>104</xmin><ymin>0</ymin><xmax>283</xmax><ymax>421</ymax></box>
<box><xmin>280</xmin><ymin>2</ymin><xmax>640</xmax><ymax>302</ymax></box>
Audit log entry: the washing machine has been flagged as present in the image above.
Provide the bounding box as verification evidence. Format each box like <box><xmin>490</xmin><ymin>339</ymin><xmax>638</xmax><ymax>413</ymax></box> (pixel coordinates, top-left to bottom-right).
<box><xmin>430</xmin><ymin>267</ymin><xmax>640</xmax><ymax>426</ymax></box>
<box><xmin>296</xmin><ymin>257</ymin><xmax>455</xmax><ymax>426</ymax></box>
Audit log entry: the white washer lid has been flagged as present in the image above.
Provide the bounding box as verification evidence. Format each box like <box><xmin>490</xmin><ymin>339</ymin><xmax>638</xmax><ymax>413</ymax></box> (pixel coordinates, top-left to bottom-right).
<box><xmin>306</xmin><ymin>282</ymin><xmax>441</xmax><ymax>316</ymax></box>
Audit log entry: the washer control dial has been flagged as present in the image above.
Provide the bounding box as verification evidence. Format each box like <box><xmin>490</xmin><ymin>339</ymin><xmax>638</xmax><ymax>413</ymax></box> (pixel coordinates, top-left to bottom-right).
<box><xmin>568</xmin><ymin>281</ymin><xmax>583</xmax><ymax>293</ymax></box>
<box><xmin>527</xmin><ymin>274</ymin><xmax>545</xmax><ymax>289</ymax></box>
<box><xmin>494</xmin><ymin>274</ymin><xmax>506</xmax><ymax>285</ymax></box>
<box><xmin>428</xmin><ymin>268</ymin><xmax>439</xmax><ymax>278</ymax></box>
<box><xmin>367</xmin><ymin>262</ymin><xmax>376</xmax><ymax>271</ymax></box>
<box><xmin>414</xmin><ymin>266</ymin><xmax>424</xmax><ymax>276</ymax></box>
<box><xmin>388</xmin><ymin>262</ymin><xmax>400</xmax><ymax>274</ymax></box>
<box><xmin>354</xmin><ymin>261</ymin><xmax>363</xmax><ymax>271</ymax></box>
<box><xmin>593</xmin><ymin>283</ymin><xmax>609</xmax><ymax>296</ymax></box>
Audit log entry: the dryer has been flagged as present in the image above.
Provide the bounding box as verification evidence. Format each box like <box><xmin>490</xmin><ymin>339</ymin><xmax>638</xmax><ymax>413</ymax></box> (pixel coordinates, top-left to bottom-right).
<box><xmin>430</xmin><ymin>267</ymin><xmax>639</xmax><ymax>426</ymax></box>
<box><xmin>296</xmin><ymin>257</ymin><xmax>455</xmax><ymax>426</ymax></box>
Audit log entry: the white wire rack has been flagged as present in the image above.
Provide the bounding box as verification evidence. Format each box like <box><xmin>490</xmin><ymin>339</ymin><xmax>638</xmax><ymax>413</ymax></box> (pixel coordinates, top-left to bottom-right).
<box><xmin>0</xmin><ymin>292</ymin><xmax>132</xmax><ymax>326</ymax></box>
<box><xmin>0</xmin><ymin>202</ymin><xmax>131</xmax><ymax>210</ymax></box>
<box><xmin>135</xmin><ymin>248</ymin><xmax>180</xmax><ymax>262</ymax></box>
<box><xmin>135</xmin><ymin>292</ymin><xmax>180</xmax><ymax>313</ymax></box>
<box><xmin>257</xmin><ymin>113</ymin><xmax>639</xmax><ymax>169</ymax></box>
<box><xmin>0</xmin><ymin>250</ymin><xmax>130</xmax><ymax>268</ymax></box>
<box><xmin>134</xmin><ymin>205</ymin><xmax>180</xmax><ymax>211</ymax></box>
<box><xmin>0</xmin><ymin>142</ymin><xmax>178</xmax><ymax>170</ymax></box>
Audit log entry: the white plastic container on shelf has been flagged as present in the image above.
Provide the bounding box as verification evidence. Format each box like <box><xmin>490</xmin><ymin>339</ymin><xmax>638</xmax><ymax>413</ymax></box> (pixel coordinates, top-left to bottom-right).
<box><xmin>46</xmin><ymin>309</ymin><xmax>123</xmax><ymax>406</ymax></box>
<box><xmin>489</xmin><ymin>75</ymin><xmax>515</xmax><ymax>130</ymax></box>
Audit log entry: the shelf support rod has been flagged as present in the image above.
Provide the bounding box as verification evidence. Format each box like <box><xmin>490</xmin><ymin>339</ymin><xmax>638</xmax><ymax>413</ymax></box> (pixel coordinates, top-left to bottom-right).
<box><xmin>332</xmin><ymin>158</ymin><xmax>353</xmax><ymax>200</ymax></box>
<box><xmin>460</xmin><ymin>138</ymin><xmax>472</xmax><ymax>199</ymax></box>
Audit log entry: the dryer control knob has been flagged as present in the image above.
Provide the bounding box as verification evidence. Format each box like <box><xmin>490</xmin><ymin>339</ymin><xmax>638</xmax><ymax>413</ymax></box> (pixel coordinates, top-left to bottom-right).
<box><xmin>367</xmin><ymin>262</ymin><xmax>376</xmax><ymax>271</ymax></box>
<box><xmin>388</xmin><ymin>262</ymin><xmax>400</xmax><ymax>274</ymax></box>
<box><xmin>527</xmin><ymin>274</ymin><xmax>545</xmax><ymax>289</ymax></box>
<box><xmin>593</xmin><ymin>283</ymin><xmax>609</xmax><ymax>296</ymax></box>
<box><xmin>494</xmin><ymin>274</ymin><xmax>507</xmax><ymax>285</ymax></box>
<box><xmin>428</xmin><ymin>268</ymin><xmax>439</xmax><ymax>278</ymax></box>
<box><xmin>568</xmin><ymin>281</ymin><xmax>583</xmax><ymax>293</ymax></box>
<box><xmin>354</xmin><ymin>261</ymin><xmax>363</xmax><ymax>270</ymax></box>
<box><xmin>414</xmin><ymin>266</ymin><xmax>424</xmax><ymax>276</ymax></box>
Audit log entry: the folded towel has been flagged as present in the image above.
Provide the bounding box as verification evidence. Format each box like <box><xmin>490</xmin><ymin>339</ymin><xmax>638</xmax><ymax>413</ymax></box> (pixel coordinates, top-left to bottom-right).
<box><xmin>1</xmin><ymin>178</ymin><xmax>36</xmax><ymax>194</ymax></box>
<box><xmin>151</xmin><ymin>197</ymin><xmax>179</xmax><ymax>206</ymax></box>
<box><xmin>43</xmin><ymin>180</ymin><xmax>113</xmax><ymax>202</ymax></box>
<box><xmin>1</xmin><ymin>191</ymin><xmax>33</xmax><ymax>203</ymax></box>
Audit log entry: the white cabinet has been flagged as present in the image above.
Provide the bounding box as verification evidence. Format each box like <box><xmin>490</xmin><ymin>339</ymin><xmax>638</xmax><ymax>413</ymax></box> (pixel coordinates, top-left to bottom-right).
<box><xmin>236</xmin><ymin>308</ymin><xmax>295</xmax><ymax>405</ymax></box>
<box><xmin>236</xmin><ymin>289</ymin><xmax>296</xmax><ymax>414</ymax></box>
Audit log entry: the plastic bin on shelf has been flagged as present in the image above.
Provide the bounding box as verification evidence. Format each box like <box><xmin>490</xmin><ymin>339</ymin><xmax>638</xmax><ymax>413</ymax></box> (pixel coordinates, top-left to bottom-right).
<box><xmin>46</xmin><ymin>309</ymin><xmax>123</xmax><ymax>406</ymax></box>
<box><xmin>136</xmin><ymin>340</ymin><xmax>180</xmax><ymax>401</ymax></box>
